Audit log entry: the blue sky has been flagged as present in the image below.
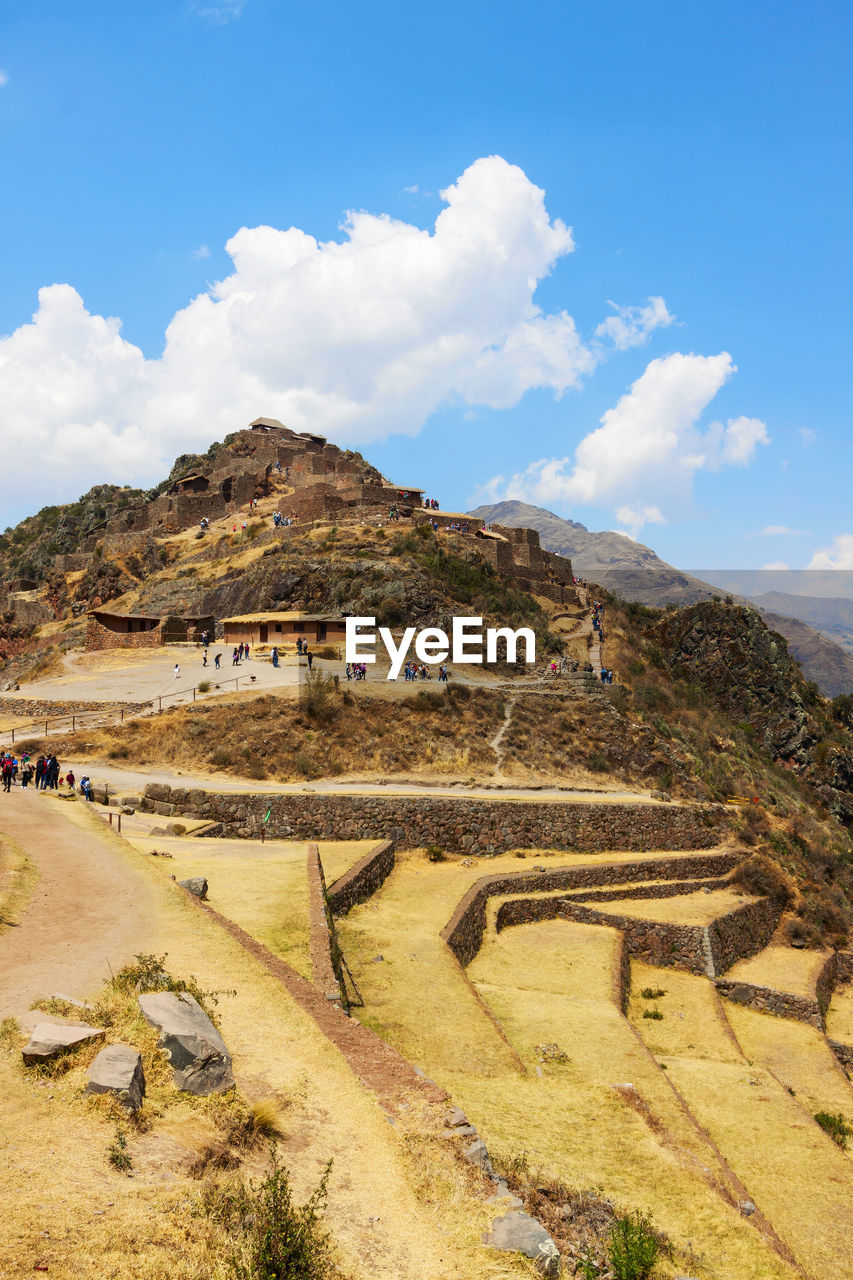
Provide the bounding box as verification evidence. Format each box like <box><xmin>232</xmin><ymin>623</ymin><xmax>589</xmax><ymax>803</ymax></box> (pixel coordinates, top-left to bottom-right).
<box><xmin>1</xmin><ymin>0</ymin><xmax>851</xmax><ymax>571</ymax></box>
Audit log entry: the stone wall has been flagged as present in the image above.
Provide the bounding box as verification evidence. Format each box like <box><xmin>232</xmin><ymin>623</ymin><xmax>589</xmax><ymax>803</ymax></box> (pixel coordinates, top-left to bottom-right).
<box><xmin>714</xmin><ymin>978</ymin><xmax>825</xmax><ymax>1029</ymax></box>
<box><xmin>137</xmin><ymin>782</ymin><xmax>727</xmax><ymax>856</ymax></box>
<box><xmin>828</xmin><ymin>1039</ymin><xmax>853</xmax><ymax>1070</ymax></box>
<box><xmin>707</xmin><ymin>898</ymin><xmax>782</xmax><ymax>975</ymax></box>
<box><xmin>494</xmin><ymin>889</ymin><xmax>779</xmax><ymax>979</ymax></box>
<box><xmin>498</xmin><ymin>896</ymin><xmax>712</xmax><ymax>976</ymax></box>
<box><xmin>85</xmin><ymin>616</ymin><xmax>164</xmax><ymax>651</ymax></box>
<box><xmin>305</xmin><ymin>843</ymin><xmax>346</xmax><ymax>1010</ymax></box>
<box><xmin>326</xmin><ymin>840</ymin><xmax>395</xmax><ymax>917</ymax></box>
<box><xmin>441</xmin><ymin>850</ymin><xmax>740</xmax><ymax>968</ymax></box>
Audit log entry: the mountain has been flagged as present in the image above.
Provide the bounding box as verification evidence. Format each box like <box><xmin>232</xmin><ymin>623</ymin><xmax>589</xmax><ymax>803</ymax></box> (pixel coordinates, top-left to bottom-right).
<box><xmin>469</xmin><ymin>500</ymin><xmax>853</xmax><ymax>696</ymax></box>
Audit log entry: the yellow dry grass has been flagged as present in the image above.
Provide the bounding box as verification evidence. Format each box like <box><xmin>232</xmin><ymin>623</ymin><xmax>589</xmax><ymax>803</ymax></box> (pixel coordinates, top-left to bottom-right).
<box><xmin>1</xmin><ymin>801</ymin><xmax>530</xmax><ymax>1280</ymax></box>
<box><xmin>630</xmin><ymin>963</ymin><xmax>853</xmax><ymax>1280</ymax></box>
<box><xmin>600</xmin><ymin>887</ymin><xmax>751</xmax><ymax>925</ymax></box>
<box><xmin>826</xmin><ymin>981</ymin><xmax>853</xmax><ymax>1046</ymax></box>
<box><xmin>339</xmin><ymin>862</ymin><xmax>800</xmax><ymax>1280</ymax></box>
<box><xmin>724</xmin><ymin>945</ymin><xmax>831</xmax><ymax>999</ymax></box>
<box><xmin>126</xmin><ymin>835</ymin><xmax>375</xmax><ymax>978</ymax></box>
<box><xmin>723</xmin><ymin>1001</ymin><xmax>853</xmax><ymax>1120</ymax></box>
<box><xmin>0</xmin><ymin>832</ymin><xmax>37</xmax><ymax>932</ymax></box>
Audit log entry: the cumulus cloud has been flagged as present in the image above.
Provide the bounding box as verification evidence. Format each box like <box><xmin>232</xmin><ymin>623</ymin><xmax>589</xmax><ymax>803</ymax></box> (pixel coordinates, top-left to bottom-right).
<box><xmin>0</xmin><ymin>156</ymin><xmax>605</xmax><ymax>510</ymax></box>
<box><xmin>594</xmin><ymin>296</ymin><xmax>674</xmax><ymax>350</ymax></box>
<box><xmin>808</xmin><ymin>535</ymin><xmax>853</xmax><ymax>570</ymax></box>
<box><xmin>478</xmin><ymin>351</ymin><xmax>769</xmax><ymax>535</ymax></box>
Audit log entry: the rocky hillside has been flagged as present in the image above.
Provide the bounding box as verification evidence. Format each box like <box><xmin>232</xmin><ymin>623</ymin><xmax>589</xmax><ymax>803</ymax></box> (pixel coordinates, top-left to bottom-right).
<box><xmin>471</xmin><ymin>500</ymin><xmax>853</xmax><ymax>696</ymax></box>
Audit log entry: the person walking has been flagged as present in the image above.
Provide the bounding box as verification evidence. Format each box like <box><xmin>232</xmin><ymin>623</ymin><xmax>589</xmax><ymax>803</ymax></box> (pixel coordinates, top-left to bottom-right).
<box><xmin>174</xmin><ymin>663</ymin><xmax>181</xmax><ymax>679</ymax></box>
<box><xmin>214</xmin><ymin>653</ymin><xmax>221</xmax><ymax>669</ymax></box>
<box><xmin>306</xmin><ymin>648</ymin><xmax>313</xmax><ymax>670</ymax></box>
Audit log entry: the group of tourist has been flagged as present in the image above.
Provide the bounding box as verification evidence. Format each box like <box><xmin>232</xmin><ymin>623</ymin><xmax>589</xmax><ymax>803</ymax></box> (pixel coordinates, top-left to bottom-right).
<box><xmin>345</xmin><ymin>663</ymin><xmax>369</xmax><ymax>680</ymax></box>
<box><xmin>1</xmin><ymin>752</ymin><xmax>95</xmax><ymax>799</ymax></box>
<box><xmin>272</xmin><ymin>512</ymin><xmax>293</xmax><ymax>528</ymax></box>
<box><xmin>400</xmin><ymin>662</ymin><xmax>449</xmax><ymax>681</ymax></box>
<box><xmin>422</xmin><ymin>497</ymin><xmax>440</xmax><ymax>509</ymax></box>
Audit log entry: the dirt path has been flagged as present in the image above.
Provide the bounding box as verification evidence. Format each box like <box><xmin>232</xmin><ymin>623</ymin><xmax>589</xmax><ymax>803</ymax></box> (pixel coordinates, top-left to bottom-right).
<box><xmin>0</xmin><ymin>792</ymin><xmax>157</xmax><ymax>1024</ymax></box>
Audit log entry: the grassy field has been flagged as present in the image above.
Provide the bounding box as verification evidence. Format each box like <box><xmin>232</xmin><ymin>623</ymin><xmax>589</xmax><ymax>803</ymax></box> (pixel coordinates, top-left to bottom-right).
<box><xmin>126</xmin><ymin>835</ymin><xmax>375</xmax><ymax>978</ymax></box>
<box><xmin>724</xmin><ymin>945</ymin><xmax>831</xmax><ymax>998</ymax></box>
<box><xmin>629</xmin><ymin>962</ymin><xmax>853</xmax><ymax>1279</ymax></box>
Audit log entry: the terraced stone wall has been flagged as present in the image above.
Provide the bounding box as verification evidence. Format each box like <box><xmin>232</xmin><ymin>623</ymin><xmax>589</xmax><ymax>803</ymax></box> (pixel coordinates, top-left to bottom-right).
<box><xmin>442</xmin><ymin>851</ymin><xmax>740</xmax><ymax>967</ymax></box>
<box><xmin>139</xmin><ymin>783</ymin><xmax>727</xmax><ymax>856</ymax></box>
<box><xmin>714</xmin><ymin>979</ymin><xmax>825</xmax><ymax>1028</ymax></box>
<box><xmin>305</xmin><ymin>843</ymin><xmax>346</xmax><ymax>1011</ymax></box>
<box><xmin>500</xmin><ymin>897</ymin><xmax>712</xmax><ymax>975</ymax></box>
<box><xmin>707</xmin><ymin>898</ymin><xmax>782</xmax><ymax>974</ymax></box>
<box><xmin>326</xmin><ymin>840</ymin><xmax>395</xmax><ymax>917</ymax></box>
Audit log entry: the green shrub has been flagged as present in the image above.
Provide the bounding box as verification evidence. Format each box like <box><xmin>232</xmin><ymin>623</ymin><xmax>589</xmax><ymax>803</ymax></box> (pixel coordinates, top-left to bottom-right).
<box><xmin>642</xmin><ymin>1008</ymin><xmax>664</xmax><ymax>1020</ymax></box>
<box><xmin>814</xmin><ymin>1111</ymin><xmax>851</xmax><ymax>1148</ymax></box>
<box><xmin>608</xmin><ymin>1210</ymin><xmax>663</xmax><ymax>1280</ymax></box>
<box><xmin>198</xmin><ymin>680</ymin><xmax>211</xmax><ymax>693</ymax></box>
<box><xmin>107</xmin><ymin>1129</ymin><xmax>132</xmax><ymax>1172</ymax></box>
<box><xmin>640</xmin><ymin>987</ymin><xmax>666</xmax><ymax>1000</ymax></box>
<box><xmin>213</xmin><ymin>1158</ymin><xmax>337</xmax><ymax>1280</ymax></box>
<box><xmin>586</xmin><ymin>751</ymin><xmax>609</xmax><ymax>773</ymax></box>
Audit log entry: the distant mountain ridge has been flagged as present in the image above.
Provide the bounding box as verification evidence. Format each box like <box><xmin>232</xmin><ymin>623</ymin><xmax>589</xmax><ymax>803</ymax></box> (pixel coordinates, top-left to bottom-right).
<box><xmin>470</xmin><ymin>500</ymin><xmax>853</xmax><ymax>696</ymax></box>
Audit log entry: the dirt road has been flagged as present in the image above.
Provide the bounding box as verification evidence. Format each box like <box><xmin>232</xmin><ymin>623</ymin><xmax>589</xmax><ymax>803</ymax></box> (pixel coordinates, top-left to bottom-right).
<box><xmin>0</xmin><ymin>792</ymin><xmax>156</xmax><ymax>1024</ymax></box>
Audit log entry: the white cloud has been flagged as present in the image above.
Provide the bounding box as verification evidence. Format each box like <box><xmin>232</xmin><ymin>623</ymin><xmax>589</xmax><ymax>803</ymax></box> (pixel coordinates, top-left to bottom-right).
<box><xmin>0</xmin><ymin>155</ymin><xmax>603</xmax><ymax>509</ymax></box>
<box><xmin>191</xmin><ymin>0</ymin><xmax>245</xmax><ymax>21</ymax></box>
<box><xmin>192</xmin><ymin>244</ymin><xmax>211</xmax><ymax>259</ymax></box>
<box><xmin>0</xmin><ymin>70</ymin><xmax>8</xmax><ymax>87</ymax></box>
<box><xmin>750</xmin><ymin>524</ymin><xmax>809</xmax><ymax>537</ymax></box>
<box><xmin>615</xmin><ymin>504</ymin><xmax>664</xmax><ymax>539</ymax></box>
<box><xmin>479</xmin><ymin>351</ymin><xmax>769</xmax><ymax>533</ymax></box>
<box><xmin>808</xmin><ymin>535</ymin><xmax>853</xmax><ymax>570</ymax></box>
<box><xmin>798</xmin><ymin>427</ymin><xmax>817</xmax><ymax>446</ymax></box>
<box><xmin>761</xmin><ymin>560</ymin><xmax>791</xmax><ymax>571</ymax></box>
<box><xmin>594</xmin><ymin>296</ymin><xmax>675</xmax><ymax>350</ymax></box>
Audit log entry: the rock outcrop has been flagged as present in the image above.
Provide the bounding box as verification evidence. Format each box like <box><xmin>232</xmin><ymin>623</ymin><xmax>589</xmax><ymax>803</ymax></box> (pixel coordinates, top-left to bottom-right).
<box><xmin>86</xmin><ymin>1044</ymin><xmax>146</xmax><ymax>1110</ymax></box>
<box><xmin>138</xmin><ymin>991</ymin><xmax>234</xmax><ymax>1095</ymax></box>
<box><xmin>22</xmin><ymin>1021</ymin><xmax>104</xmax><ymax>1064</ymax></box>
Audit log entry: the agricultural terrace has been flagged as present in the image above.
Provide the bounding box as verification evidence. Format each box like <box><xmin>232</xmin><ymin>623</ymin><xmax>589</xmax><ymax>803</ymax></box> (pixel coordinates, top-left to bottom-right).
<box><xmin>148</xmin><ymin>827</ymin><xmax>851</xmax><ymax>1280</ymax></box>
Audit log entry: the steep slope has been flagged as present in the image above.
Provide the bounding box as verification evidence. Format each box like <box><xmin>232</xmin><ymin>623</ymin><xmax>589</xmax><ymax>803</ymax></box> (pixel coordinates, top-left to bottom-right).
<box><xmin>471</xmin><ymin>500</ymin><xmax>853</xmax><ymax>696</ymax></box>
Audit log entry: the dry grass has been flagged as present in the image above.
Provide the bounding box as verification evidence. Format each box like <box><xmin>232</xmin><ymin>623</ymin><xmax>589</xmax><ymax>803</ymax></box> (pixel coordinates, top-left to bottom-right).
<box><xmin>599</xmin><ymin>887</ymin><xmax>753</xmax><ymax>926</ymax></box>
<box><xmin>338</xmin><ymin>862</ymin><xmax>801</xmax><ymax>1279</ymax></box>
<box><xmin>0</xmin><ymin>833</ymin><xmax>37</xmax><ymax>932</ymax></box>
<box><xmin>127</xmin><ymin>834</ymin><xmax>376</xmax><ymax>979</ymax></box>
<box><xmin>724</xmin><ymin>945</ymin><xmax>832</xmax><ymax>999</ymax></box>
<box><xmin>826</xmin><ymin>981</ymin><xmax>853</xmax><ymax>1045</ymax></box>
<box><xmin>1</xmin><ymin>802</ymin><xmax>525</xmax><ymax>1280</ymax></box>
<box><xmin>629</xmin><ymin>963</ymin><xmax>853</xmax><ymax>1279</ymax></box>
<box><xmin>723</xmin><ymin>1002</ymin><xmax>853</xmax><ymax>1119</ymax></box>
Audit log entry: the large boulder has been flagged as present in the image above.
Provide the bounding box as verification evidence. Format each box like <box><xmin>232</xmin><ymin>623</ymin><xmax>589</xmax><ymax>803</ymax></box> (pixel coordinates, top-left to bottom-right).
<box><xmin>178</xmin><ymin>877</ymin><xmax>208</xmax><ymax>900</ymax></box>
<box><xmin>22</xmin><ymin>1022</ymin><xmax>104</xmax><ymax>1065</ymax></box>
<box><xmin>86</xmin><ymin>1044</ymin><xmax>146</xmax><ymax>1111</ymax></box>
<box><xmin>138</xmin><ymin>991</ymin><xmax>233</xmax><ymax>1095</ymax></box>
<box><xmin>484</xmin><ymin>1211</ymin><xmax>561</xmax><ymax>1277</ymax></box>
